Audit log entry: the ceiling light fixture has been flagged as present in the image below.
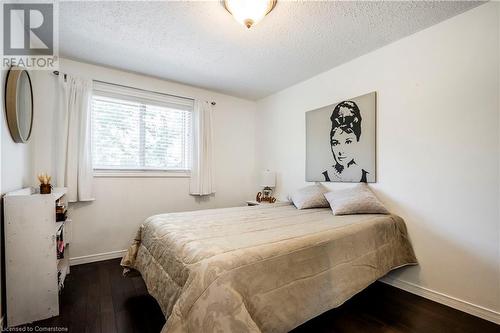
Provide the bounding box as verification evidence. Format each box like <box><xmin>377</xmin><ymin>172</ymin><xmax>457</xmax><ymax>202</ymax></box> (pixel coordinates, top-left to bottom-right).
<box><xmin>223</xmin><ymin>0</ymin><xmax>277</xmax><ymax>29</ymax></box>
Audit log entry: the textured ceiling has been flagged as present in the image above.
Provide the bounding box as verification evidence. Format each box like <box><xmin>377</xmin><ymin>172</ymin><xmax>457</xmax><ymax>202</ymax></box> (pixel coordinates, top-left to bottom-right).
<box><xmin>60</xmin><ymin>1</ymin><xmax>483</xmax><ymax>100</ymax></box>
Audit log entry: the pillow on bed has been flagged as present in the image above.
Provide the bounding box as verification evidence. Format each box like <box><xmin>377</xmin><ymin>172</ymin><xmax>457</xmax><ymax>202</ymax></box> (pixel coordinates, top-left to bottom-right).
<box><xmin>291</xmin><ymin>184</ymin><xmax>330</xmax><ymax>209</ymax></box>
<box><xmin>324</xmin><ymin>183</ymin><xmax>389</xmax><ymax>215</ymax></box>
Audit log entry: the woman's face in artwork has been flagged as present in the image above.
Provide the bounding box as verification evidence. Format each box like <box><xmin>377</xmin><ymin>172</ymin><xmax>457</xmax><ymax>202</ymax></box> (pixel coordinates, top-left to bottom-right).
<box><xmin>330</xmin><ymin>128</ymin><xmax>357</xmax><ymax>167</ymax></box>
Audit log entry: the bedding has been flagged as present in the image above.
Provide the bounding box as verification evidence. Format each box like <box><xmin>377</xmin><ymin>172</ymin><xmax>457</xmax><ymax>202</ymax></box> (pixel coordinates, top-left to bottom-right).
<box><xmin>121</xmin><ymin>203</ymin><xmax>417</xmax><ymax>333</ymax></box>
<box><xmin>324</xmin><ymin>183</ymin><xmax>390</xmax><ymax>215</ymax></box>
<box><xmin>290</xmin><ymin>184</ymin><xmax>330</xmax><ymax>209</ymax></box>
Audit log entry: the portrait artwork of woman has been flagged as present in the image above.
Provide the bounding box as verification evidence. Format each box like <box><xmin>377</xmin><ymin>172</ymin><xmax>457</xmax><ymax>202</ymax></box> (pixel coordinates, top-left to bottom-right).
<box><xmin>322</xmin><ymin>100</ymin><xmax>369</xmax><ymax>182</ymax></box>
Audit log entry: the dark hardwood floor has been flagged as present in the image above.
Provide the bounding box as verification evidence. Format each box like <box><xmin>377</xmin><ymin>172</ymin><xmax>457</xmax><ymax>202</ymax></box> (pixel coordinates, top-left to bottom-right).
<box><xmin>15</xmin><ymin>259</ymin><xmax>498</xmax><ymax>333</ymax></box>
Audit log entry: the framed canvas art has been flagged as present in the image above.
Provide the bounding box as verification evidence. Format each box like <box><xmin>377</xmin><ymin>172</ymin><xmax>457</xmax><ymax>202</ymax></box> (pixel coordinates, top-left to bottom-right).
<box><xmin>306</xmin><ymin>92</ymin><xmax>376</xmax><ymax>183</ymax></box>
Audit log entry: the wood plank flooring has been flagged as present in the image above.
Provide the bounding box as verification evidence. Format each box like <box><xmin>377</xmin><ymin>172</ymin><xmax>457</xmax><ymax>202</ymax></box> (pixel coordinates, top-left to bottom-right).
<box><xmin>15</xmin><ymin>259</ymin><xmax>499</xmax><ymax>333</ymax></box>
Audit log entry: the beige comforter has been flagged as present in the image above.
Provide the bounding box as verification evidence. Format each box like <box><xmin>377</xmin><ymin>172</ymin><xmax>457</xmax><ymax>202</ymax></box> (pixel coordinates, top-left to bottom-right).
<box><xmin>121</xmin><ymin>203</ymin><xmax>417</xmax><ymax>333</ymax></box>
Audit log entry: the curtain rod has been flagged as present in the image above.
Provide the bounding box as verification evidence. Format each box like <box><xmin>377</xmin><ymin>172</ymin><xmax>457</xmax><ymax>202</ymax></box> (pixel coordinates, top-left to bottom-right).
<box><xmin>52</xmin><ymin>71</ymin><xmax>216</xmax><ymax>106</ymax></box>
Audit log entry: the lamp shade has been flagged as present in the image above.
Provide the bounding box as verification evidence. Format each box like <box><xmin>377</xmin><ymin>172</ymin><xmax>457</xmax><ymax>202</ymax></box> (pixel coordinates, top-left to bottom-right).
<box><xmin>260</xmin><ymin>170</ymin><xmax>276</xmax><ymax>187</ymax></box>
<box><xmin>223</xmin><ymin>0</ymin><xmax>277</xmax><ymax>29</ymax></box>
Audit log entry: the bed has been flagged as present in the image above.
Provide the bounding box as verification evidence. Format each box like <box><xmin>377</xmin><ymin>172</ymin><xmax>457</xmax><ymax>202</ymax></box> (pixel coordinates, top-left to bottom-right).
<box><xmin>121</xmin><ymin>203</ymin><xmax>417</xmax><ymax>333</ymax></box>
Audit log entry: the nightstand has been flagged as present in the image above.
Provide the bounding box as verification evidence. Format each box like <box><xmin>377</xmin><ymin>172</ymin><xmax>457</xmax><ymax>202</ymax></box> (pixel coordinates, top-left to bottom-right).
<box><xmin>246</xmin><ymin>200</ymin><xmax>284</xmax><ymax>206</ymax></box>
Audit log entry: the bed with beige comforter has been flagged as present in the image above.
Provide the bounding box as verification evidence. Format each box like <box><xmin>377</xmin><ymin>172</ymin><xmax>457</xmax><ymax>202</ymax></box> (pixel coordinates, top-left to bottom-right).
<box><xmin>121</xmin><ymin>203</ymin><xmax>417</xmax><ymax>333</ymax></box>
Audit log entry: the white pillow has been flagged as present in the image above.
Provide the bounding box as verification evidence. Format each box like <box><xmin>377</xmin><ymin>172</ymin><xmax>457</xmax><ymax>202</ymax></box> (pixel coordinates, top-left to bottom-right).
<box><xmin>291</xmin><ymin>184</ymin><xmax>330</xmax><ymax>209</ymax></box>
<box><xmin>324</xmin><ymin>183</ymin><xmax>389</xmax><ymax>215</ymax></box>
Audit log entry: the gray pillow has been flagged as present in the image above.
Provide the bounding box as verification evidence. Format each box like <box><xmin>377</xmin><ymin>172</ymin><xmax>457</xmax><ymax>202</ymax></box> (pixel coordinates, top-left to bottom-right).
<box><xmin>324</xmin><ymin>183</ymin><xmax>389</xmax><ymax>215</ymax></box>
<box><xmin>291</xmin><ymin>184</ymin><xmax>330</xmax><ymax>209</ymax></box>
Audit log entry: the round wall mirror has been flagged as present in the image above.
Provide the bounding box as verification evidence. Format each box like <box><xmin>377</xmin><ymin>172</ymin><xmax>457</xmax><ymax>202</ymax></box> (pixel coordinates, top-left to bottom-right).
<box><xmin>5</xmin><ymin>67</ymin><xmax>34</xmax><ymax>143</ymax></box>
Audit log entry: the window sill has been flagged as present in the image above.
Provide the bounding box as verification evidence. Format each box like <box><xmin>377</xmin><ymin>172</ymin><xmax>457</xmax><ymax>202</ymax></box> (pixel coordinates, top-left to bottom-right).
<box><xmin>93</xmin><ymin>170</ymin><xmax>190</xmax><ymax>178</ymax></box>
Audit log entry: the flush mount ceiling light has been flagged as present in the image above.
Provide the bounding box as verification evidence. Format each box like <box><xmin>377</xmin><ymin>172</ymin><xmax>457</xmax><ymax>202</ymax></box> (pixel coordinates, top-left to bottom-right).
<box><xmin>223</xmin><ymin>0</ymin><xmax>277</xmax><ymax>29</ymax></box>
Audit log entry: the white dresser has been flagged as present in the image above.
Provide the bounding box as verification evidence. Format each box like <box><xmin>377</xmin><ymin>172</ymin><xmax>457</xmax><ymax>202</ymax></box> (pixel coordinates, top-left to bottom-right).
<box><xmin>3</xmin><ymin>187</ymin><xmax>72</xmax><ymax>327</ymax></box>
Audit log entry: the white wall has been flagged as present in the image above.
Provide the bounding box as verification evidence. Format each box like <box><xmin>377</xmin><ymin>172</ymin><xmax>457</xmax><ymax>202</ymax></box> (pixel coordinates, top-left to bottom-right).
<box><xmin>1</xmin><ymin>20</ymin><xmax>34</xmax><ymax>322</ymax></box>
<box><xmin>1</xmin><ymin>68</ymin><xmax>33</xmax><ymax>323</ymax></box>
<box><xmin>256</xmin><ymin>3</ymin><xmax>499</xmax><ymax>319</ymax></box>
<box><xmin>30</xmin><ymin>58</ymin><xmax>257</xmax><ymax>259</ymax></box>
<box><xmin>498</xmin><ymin>4</ymin><xmax>500</xmax><ymax>309</ymax></box>
<box><xmin>1</xmin><ymin>70</ymin><xmax>31</xmax><ymax>193</ymax></box>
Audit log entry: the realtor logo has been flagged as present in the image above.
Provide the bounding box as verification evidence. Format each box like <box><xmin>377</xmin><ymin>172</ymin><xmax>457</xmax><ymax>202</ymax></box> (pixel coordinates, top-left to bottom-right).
<box><xmin>2</xmin><ymin>1</ymin><xmax>58</xmax><ymax>69</ymax></box>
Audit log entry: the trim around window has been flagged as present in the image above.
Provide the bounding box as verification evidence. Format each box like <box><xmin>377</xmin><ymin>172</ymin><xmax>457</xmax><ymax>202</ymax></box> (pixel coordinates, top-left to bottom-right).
<box><xmin>93</xmin><ymin>169</ymin><xmax>190</xmax><ymax>178</ymax></box>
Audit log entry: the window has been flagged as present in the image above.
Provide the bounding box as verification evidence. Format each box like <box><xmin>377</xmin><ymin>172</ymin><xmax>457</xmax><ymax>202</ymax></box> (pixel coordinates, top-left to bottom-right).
<box><xmin>91</xmin><ymin>82</ymin><xmax>193</xmax><ymax>174</ymax></box>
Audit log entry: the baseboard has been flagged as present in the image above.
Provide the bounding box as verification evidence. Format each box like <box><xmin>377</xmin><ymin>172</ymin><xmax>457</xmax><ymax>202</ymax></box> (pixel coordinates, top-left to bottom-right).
<box><xmin>380</xmin><ymin>276</ymin><xmax>500</xmax><ymax>325</ymax></box>
<box><xmin>69</xmin><ymin>249</ymin><xmax>127</xmax><ymax>266</ymax></box>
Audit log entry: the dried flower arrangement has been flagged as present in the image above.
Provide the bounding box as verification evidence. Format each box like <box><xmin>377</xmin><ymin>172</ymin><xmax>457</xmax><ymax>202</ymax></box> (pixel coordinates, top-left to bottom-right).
<box><xmin>38</xmin><ymin>173</ymin><xmax>52</xmax><ymax>194</ymax></box>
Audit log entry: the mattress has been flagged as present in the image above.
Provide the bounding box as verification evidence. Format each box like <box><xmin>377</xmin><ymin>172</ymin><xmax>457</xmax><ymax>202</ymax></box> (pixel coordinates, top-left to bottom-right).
<box><xmin>121</xmin><ymin>203</ymin><xmax>417</xmax><ymax>333</ymax></box>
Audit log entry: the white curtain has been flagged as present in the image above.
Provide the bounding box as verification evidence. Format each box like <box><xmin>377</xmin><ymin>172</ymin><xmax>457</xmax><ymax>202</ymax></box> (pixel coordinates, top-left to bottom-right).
<box><xmin>190</xmin><ymin>100</ymin><xmax>215</xmax><ymax>196</ymax></box>
<box><xmin>55</xmin><ymin>74</ymin><xmax>94</xmax><ymax>202</ymax></box>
